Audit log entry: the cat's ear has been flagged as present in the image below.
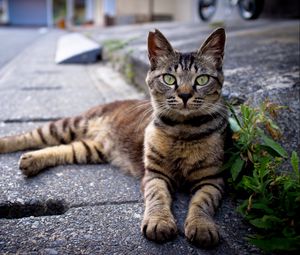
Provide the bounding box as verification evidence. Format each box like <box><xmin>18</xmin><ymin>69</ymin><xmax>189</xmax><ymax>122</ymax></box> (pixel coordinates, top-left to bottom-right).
<box><xmin>198</xmin><ymin>28</ymin><xmax>226</xmax><ymax>68</ymax></box>
<box><xmin>148</xmin><ymin>29</ymin><xmax>174</xmax><ymax>68</ymax></box>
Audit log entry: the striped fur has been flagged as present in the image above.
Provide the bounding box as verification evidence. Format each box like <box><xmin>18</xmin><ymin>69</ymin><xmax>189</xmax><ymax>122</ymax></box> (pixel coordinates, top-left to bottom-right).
<box><xmin>0</xmin><ymin>28</ymin><xmax>227</xmax><ymax>247</ymax></box>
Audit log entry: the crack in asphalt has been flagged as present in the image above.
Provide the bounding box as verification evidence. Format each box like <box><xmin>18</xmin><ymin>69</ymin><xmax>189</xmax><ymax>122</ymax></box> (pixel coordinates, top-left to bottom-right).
<box><xmin>0</xmin><ymin>199</ymin><xmax>143</xmax><ymax>220</ymax></box>
<box><xmin>2</xmin><ymin>118</ymin><xmax>60</xmax><ymax>123</ymax></box>
<box><xmin>71</xmin><ymin>199</ymin><xmax>142</xmax><ymax>209</ymax></box>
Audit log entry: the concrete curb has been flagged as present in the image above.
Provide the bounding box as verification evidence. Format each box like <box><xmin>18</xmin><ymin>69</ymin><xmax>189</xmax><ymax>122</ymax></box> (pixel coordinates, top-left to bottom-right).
<box><xmin>55</xmin><ymin>33</ymin><xmax>101</xmax><ymax>64</ymax></box>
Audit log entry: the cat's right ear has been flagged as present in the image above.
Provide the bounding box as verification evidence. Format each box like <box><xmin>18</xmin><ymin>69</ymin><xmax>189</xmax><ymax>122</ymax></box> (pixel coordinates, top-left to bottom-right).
<box><xmin>198</xmin><ymin>28</ymin><xmax>226</xmax><ymax>69</ymax></box>
<box><xmin>148</xmin><ymin>29</ymin><xmax>174</xmax><ymax>69</ymax></box>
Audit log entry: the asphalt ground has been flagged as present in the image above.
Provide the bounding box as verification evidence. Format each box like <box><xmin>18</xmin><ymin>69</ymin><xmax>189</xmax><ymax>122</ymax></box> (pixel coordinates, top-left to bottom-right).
<box><xmin>0</xmin><ymin>27</ymin><xmax>45</xmax><ymax>68</ymax></box>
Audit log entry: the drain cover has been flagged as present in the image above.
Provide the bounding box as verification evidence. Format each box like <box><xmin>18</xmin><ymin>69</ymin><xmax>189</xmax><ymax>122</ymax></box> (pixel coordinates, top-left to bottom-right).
<box><xmin>55</xmin><ymin>33</ymin><xmax>101</xmax><ymax>64</ymax></box>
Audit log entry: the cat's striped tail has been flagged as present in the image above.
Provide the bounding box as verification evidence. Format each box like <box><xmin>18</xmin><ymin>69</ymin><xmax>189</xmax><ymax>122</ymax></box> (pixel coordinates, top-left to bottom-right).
<box><xmin>0</xmin><ymin>116</ymin><xmax>88</xmax><ymax>154</ymax></box>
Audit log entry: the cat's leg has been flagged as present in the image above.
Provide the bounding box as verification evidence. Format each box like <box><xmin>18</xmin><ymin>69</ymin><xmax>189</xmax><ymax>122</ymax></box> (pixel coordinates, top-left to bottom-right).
<box><xmin>141</xmin><ymin>169</ymin><xmax>177</xmax><ymax>242</ymax></box>
<box><xmin>184</xmin><ymin>175</ymin><xmax>224</xmax><ymax>247</ymax></box>
<box><xmin>19</xmin><ymin>140</ymin><xmax>106</xmax><ymax>176</ymax></box>
<box><xmin>0</xmin><ymin>116</ymin><xmax>88</xmax><ymax>153</ymax></box>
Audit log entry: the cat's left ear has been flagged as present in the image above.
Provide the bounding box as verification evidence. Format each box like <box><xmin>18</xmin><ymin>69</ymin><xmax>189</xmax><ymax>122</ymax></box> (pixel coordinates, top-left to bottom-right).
<box><xmin>198</xmin><ymin>28</ymin><xmax>226</xmax><ymax>68</ymax></box>
<box><xmin>148</xmin><ymin>29</ymin><xmax>175</xmax><ymax>68</ymax></box>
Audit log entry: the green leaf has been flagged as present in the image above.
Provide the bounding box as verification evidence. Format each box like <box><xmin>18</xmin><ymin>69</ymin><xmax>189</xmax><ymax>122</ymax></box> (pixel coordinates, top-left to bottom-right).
<box><xmin>249</xmin><ymin>215</ymin><xmax>283</xmax><ymax>229</ymax></box>
<box><xmin>228</xmin><ymin>117</ymin><xmax>241</xmax><ymax>132</ymax></box>
<box><xmin>230</xmin><ymin>156</ymin><xmax>245</xmax><ymax>181</ymax></box>
<box><xmin>260</xmin><ymin>134</ymin><xmax>288</xmax><ymax>158</ymax></box>
<box><xmin>240</xmin><ymin>176</ymin><xmax>259</xmax><ymax>192</ymax></box>
<box><xmin>220</xmin><ymin>152</ymin><xmax>240</xmax><ymax>172</ymax></box>
<box><xmin>283</xmin><ymin>227</ymin><xmax>296</xmax><ymax>238</ymax></box>
<box><xmin>251</xmin><ymin>202</ymin><xmax>274</xmax><ymax>214</ymax></box>
<box><xmin>236</xmin><ymin>199</ymin><xmax>249</xmax><ymax>215</ymax></box>
<box><xmin>266</xmin><ymin>117</ymin><xmax>281</xmax><ymax>131</ymax></box>
<box><xmin>291</xmin><ymin>151</ymin><xmax>299</xmax><ymax>175</ymax></box>
<box><xmin>226</xmin><ymin>102</ymin><xmax>242</xmax><ymax>127</ymax></box>
<box><xmin>283</xmin><ymin>180</ymin><xmax>294</xmax><ymax>191</ymax></box>
<box><xmin>248</xmin><ymin>236</ymin><xmax>300</xmax><ymax>252</ymax></box>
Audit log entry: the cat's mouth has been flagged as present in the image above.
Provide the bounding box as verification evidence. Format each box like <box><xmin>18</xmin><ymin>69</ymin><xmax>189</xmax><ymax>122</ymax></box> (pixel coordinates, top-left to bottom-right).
<box><xmin>166</xmin><ymin>96</ymin><xmax>204</xmax><ymax>111</ymax></box>
<box><xmin>165</xmin><ymin>96</ymin><xmax>207</xmax><ymax>116</ymax></box>
<box><xmin>166</xmin><ymin>102</ymin><xmax>203</xmax><ymax>115</ymax></box>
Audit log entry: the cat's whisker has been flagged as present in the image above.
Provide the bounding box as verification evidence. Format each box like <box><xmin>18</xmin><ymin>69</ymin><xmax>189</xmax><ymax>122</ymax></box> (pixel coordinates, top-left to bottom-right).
<box><xmin>203</xmin><ymin>104</ymin><xmax>227</xmax><ymax>115</ymax></box>
<box><xmin>200</xmin><ymin>104</ymin><xmax>228</xmax><ymax>119</ymax></box>
<box><xmin>135</xmin><ymin>107</ymin><xmax>156</xmax><ymax>132</ymax></box>
<box><xmin>123</xmin><ymin>101</ymin><xmax>151</xmax><ymax>115</ymax></box>
<box><xmin>202</xmin><ymin>102</ymin><xmax>228</xmax><ymax>117</ymax></box>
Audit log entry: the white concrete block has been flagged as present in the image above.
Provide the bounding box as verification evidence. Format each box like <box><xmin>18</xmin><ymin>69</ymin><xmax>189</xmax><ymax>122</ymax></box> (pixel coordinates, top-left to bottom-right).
<box><xmin>55</xmin><ymin>33</ymin><xmax>101</xmax><ymax>64</ymax></box>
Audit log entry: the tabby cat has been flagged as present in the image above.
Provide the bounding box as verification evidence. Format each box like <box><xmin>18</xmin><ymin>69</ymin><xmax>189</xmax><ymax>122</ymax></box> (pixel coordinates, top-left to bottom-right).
<box><xmin>0</xmin><ymin>28</ymin><xmax>228</xmax><ymax>247</ymax></box>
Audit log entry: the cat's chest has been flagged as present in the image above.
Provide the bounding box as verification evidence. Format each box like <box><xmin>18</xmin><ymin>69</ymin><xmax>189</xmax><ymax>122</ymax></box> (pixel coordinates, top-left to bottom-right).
<box><xmin>168</xmin><ymin>140</ymin><xmax>202</xmax><ymax>159</ymax></box>
<box><xmin>145</xmin><ymin>125</ymin><xmax>206</xmax><ymax>166</ymax></box>
<box><xmin>166</xmin><ymin>140</ymin><xmax>204</xmax><ymax>171</ymax></box>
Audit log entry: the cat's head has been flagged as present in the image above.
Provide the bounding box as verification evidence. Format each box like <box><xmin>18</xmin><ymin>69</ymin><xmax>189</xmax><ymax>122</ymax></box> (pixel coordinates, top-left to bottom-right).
<box><xmin>146</xmin><ymin>28</ymin><xmax>225</xmax><ymax>118</ymax></box>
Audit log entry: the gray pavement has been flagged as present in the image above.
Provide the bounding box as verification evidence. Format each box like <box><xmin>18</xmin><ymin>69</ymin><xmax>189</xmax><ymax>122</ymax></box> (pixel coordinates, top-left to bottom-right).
<box><xmin>0</xmin><ymin>29</ymin><xmax>142</xmax><ymax>121</ymax></box>
<box><xmin>0</xmin><ymin>19</ymin><xmax>299</xmax><ymax>254</ymax></box>
<box><xmin>0</xmin><ymin>27</ymin><xmax>44</xmax><ymax>68</ymax></box>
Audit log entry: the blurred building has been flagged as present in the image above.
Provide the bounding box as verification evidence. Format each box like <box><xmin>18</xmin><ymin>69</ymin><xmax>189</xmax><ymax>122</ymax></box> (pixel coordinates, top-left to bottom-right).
<box><xmin>111</xmin><ymin>0</ymin><xmax>198</xmax><ymax>25</ymax></box>
<box><xmin>0</xmin><ymin>0</ymin><xmax>199</xmax><ymax>27</ymax></box>
<box><xmin>0</xmin><ymin>0</ymin><xmax>103</xmax><ymax>27</ymax></box>
<box><xmin>0</xmin><ymin>0</ymin><xmax>298</xmax><ymax>27</ymax></box>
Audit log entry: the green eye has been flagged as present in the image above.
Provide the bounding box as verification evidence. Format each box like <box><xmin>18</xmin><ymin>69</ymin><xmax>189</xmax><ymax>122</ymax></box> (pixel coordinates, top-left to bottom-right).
<box><xmin>196</xmin><ymin>75</ymin><xmax>209</xmax><ymax>86</ymax></box>
<box><xmin>163</xmin><ymin>74</ymin><xmax>176</xmax><ymax>85</ymax></box>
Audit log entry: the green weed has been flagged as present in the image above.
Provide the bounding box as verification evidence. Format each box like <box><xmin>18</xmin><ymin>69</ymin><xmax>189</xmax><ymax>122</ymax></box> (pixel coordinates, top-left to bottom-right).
<box><xmin>224</xmin><ymin>100</ymin><xmax>300</xmax><ymax>252</ymax></box>
<box><xmin>102</xmin><ymin>39</ymin><xmax>136</xmax><ymax>83</ymax></box>
<box><xmin>102</xmin><ymin>37</ymin><xmax>138</xmax><ymax>54</ymax></box>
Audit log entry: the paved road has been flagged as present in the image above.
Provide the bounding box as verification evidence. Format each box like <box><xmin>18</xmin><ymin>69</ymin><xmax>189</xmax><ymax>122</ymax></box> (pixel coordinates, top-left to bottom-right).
<box><xmin>0</xmin><ymin>27</ymin><xmax>44</xmax><ymax>69</ymax></box>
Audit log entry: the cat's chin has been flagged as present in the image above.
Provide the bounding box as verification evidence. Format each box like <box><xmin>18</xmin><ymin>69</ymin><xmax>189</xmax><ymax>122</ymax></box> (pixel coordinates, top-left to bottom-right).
<box><xmin>174</xmin><ymin>107</ymin><xmax>204</xmax><ymax>117</ymax></box>
<box><xmin>164</xmin><ymin>104</ymin><xmax>194</xmax><ymax>113</ymax></box>
<box><xmin>178</xmin><ymin>108</ymin><xmax>193</xmax><ymax>116</ymax></box>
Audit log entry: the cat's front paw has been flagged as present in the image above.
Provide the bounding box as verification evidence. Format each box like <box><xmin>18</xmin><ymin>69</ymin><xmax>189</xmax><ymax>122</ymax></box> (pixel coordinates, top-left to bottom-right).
<box><xmin>141</xmin><ymin>215</ymin><xmax>177</xmax><ymax>243</ymax></box>
<box><xmin>19</xmin><ymin>153</ymin><xmax>44</xmax><ymax>176</ymax></box>
<box><xmin>185</xmin><ymin>218</ymin><xmax>220</xmax><ymax>247</ymax></box>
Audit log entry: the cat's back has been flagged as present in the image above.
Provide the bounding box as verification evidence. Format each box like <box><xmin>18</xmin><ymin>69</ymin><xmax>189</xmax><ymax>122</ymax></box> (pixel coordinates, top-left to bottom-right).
<box><xmin>85</xmin><ymin>99</ymin><xmax>150</xmax><ymax>118</ymax></box>
<box><xmin>85</xmin><ymin>99</ymin><xmax>153</xmax><ymax>177</ymax></box>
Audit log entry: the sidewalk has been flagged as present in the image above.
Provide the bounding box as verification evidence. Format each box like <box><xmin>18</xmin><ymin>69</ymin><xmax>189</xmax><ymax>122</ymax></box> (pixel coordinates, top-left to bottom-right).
<box><xmin>0</xmin><ymin>19</ymin><xmax>299</xmax><ymax>254</ymax></box>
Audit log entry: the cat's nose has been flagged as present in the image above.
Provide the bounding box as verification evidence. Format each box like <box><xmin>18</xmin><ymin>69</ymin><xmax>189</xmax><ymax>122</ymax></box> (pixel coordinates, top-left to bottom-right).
<box><xmin>178</xmin><ymin>93</ymin><xmax>193</xmax><ymax>106</ymax></box>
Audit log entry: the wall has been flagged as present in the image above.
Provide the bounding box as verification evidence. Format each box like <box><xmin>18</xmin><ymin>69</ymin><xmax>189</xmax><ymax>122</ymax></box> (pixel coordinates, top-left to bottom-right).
<box><xmin>8</xmin><ymin>0</ymin><xmax>48</xmax><ymax>26</ymax></box>
<box><xmin>115</xmin><ymin>0</ymin><xmax>150</xmax><ymax>16</ymax></box>
<box><xmin>114</xmin><ymin>0</ymin><xmax>177</xmax><ymax>18</ymax></box>
<box><xmin>94</xmin><ymin>0</ymin><xmax>104</xmax><ymax>25</ymax></box>
<box><xmin>153</xmin><ymin>0</ymin><xmax>175</xmax><ymax>15</ymax></box>
<box><xmin>174</xmin><ymin>0</ymin><xmax>194</xmax><ymax>22</ymax></box>
<box><xmin>115</xmin><ymin>0</ymin><xmax>194</xmax><ymax>22</ymax></box>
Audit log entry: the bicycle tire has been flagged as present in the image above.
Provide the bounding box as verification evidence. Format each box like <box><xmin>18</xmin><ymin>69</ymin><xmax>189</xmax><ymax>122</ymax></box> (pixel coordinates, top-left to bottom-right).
<box><xmin>198</xmin><ymin>0</ymin><xmax>217</xmax><ymax>22</ymax></box>
<box><xmin>238</xmin><ymin>0</ymin><xmax>264</xmax><ymax>20</ymax></box>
